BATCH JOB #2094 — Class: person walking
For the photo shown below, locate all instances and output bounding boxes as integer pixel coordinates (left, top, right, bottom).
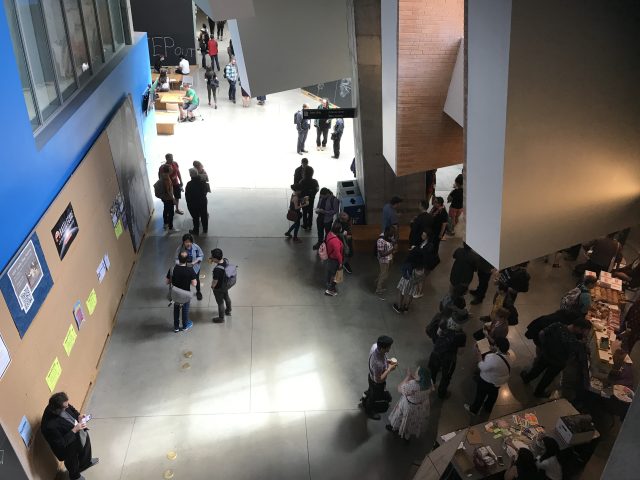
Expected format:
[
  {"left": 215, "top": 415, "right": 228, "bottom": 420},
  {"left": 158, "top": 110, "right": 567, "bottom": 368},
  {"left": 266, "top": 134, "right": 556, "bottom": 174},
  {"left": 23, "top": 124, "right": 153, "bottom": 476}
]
[
  {"left": 428, "top": 308, "right": 467, "bottom": 399},
  {"left": 204, "top": 67, "right": 219, "bottom": 108},
  {"left": 295, "top": 104, "right": 310, "bottom": 154},
  {"left": 297, "top": 166, "right": 319, "bottom": 231},
  {"left": 360, "top": 335, "right": 397, "bottom": 420},
  {"left": 159, "top": 154, "right": 184, "bottom": 214},
  {"left": 293, "top": 157, "right": 309, "bottom": 185},
  {"left": 331, "top": 117, "right": 344, "bottom": 159},
  {"left": 337, "top": 212, "right": 354, "bottom": 274},
  {"left": 216, "top": 20, "right": 226, "bottom": 40},
  {"left": 393, "top": 263, "right": 425, "bottom": 314},
  {"left": 207, "top": 35, "right": 220, "bottom": 71},
  {"left": 324, "top": 222, "right": 344, "bottom": 296},
  {"left": 198, "top": 25, "right": 210, "bottom": 68},
  {"left": 314, "top": 98, "right": 331, "bottom": 150},
  {"left": 313, "top": 188, "right": 340, "bottom": 249},
  {"left": 210, "top": 248, "right": 232, "bottom": 322},
  {"left": 223, "top": 58, "right": 238, "bottom": 103},
  {"left": 42, "top": 392, "right": 99, "bottom": 480},
  {"left": 386, "top": 366, "right": 431, "bottom": 441},
  {"left": 520, "top": 318, "right": 592, "bottom": 397},
  {"left": 375, "top": 226, "right": 395, "bottom": 299},
  {"left": 174, "top": 234, "right": 204, "bottom": 301},
  {"left": 156, "top": 165, "right": 176, "bottom": 231},
  {"left": 284, "top": 184, "right": 308, "bottom": 242},
  {"left": 185, "top": 168, "right": 209, "bottom": 235},
  {"left": 464, "top": 337, "right": 511, "bottom": 416},
  {"left": 166, "top": 251, "right": 197, "bottom": 332}
]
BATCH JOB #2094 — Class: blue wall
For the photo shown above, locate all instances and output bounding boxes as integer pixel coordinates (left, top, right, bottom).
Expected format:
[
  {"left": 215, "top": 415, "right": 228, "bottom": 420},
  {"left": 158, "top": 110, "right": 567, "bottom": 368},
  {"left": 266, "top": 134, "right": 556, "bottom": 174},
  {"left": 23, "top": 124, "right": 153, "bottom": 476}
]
[{"left": 0, "top": 8, "right": 153, "bottom": 271}]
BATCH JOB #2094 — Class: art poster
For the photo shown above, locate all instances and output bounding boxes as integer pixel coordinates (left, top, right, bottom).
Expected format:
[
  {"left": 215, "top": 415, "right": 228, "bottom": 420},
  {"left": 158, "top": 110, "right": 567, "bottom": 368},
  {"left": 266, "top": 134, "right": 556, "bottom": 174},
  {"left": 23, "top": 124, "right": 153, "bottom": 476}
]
[
  {"left": 73, "top": 301, "right": 86, "bottom": 329},
  {"left": 0, "top": 233, "right": 54, "bottom": 338},
  {"left": 0, "top": 332, "right": 10, "bottom": 381},
  {"left": 51, "top": 203, "right": 79, "bottom": 260}
]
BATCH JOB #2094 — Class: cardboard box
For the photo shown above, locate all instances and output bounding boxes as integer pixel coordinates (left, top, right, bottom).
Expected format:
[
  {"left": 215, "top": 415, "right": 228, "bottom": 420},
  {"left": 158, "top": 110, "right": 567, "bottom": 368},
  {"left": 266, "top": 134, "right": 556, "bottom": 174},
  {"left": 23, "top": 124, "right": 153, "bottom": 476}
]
[{"left": 556, "top": 415, "right": 594, "bottom": 445}]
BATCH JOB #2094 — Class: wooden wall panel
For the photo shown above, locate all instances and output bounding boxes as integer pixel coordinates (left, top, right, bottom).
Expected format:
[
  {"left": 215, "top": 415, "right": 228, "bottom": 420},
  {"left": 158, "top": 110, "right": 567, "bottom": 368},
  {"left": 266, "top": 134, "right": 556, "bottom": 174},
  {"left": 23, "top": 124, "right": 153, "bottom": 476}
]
[
  {"left": 0, "top": 133, "right": 138, "bottom": 479},
  {"left": 395, "top": 0, "right": 464, "bottom": 176}
]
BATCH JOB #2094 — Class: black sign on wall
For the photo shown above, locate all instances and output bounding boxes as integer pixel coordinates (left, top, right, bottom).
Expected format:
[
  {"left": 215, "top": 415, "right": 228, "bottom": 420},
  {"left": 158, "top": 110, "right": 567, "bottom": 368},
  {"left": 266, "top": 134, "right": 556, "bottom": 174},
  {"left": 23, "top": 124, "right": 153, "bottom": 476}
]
[
  {"left": 131, "top": 0, "right": 197, "bottom": 66},
  {"left": 51, "top": 203, "right": 79, "bottom": 260}
]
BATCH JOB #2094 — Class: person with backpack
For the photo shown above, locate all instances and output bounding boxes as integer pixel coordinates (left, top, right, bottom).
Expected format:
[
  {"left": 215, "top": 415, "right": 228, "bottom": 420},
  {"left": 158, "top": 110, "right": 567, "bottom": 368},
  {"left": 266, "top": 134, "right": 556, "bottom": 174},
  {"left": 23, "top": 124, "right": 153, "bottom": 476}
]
[
  {"left": 428, "top": 308, "right": 467, "bottom": 399},
  {"left": 155, "top": 165, "right": 176, "bottom": 231},
  {"left": 560, "top": 275, "right": 596, "bottom": 315},
  {"left": 331, "top": 117, "right": 344, "bottom": 159},
  {"left": 525, "top": 309, "right": 580, "bottom": 348},
  {"left": 313, "top": 188, "right": 340, "bottom": 250},
  {"left": 204, "top": 67, "right": 219, "bottom": 108},
  {"left": 359, "top": 335, "right": 397, "bottom": 420},
  {"left": 207, "top": 35, "right": 220, "bottom": 71},
  {"left": 174, "top": 233, "right": 204, "bottom": 300},
  {"left": 166, "top": 251, "right": 197, "bottom": 332},
  {"left": 449, "top": 243, "right": 476, "bottom": 294},
  {"left": 223, "top": 58, "right": 238, "bottom": 103},
  {"left": 337, "top": 212, "right": 354, "bottom": 274},
  {"left": 464, "top": 337, "right": 511, "bottom": 416},
  {"left": 375, "top": 226, "right": 396, "bottom": 299},
  {"left": 324, "top": 222, "right": 344, "bottom": 296},
  {"left": 210, "top": 248, "right": 233, "bottom": 322},
  {"left": 198, "top": 25, "right": 209, "bottom": 68},
  {"left": 498, "top": 262, "right": 531, "bottom": 304},
  {"left": 295, "top": 104, "right": 310, "bottom": 155}
]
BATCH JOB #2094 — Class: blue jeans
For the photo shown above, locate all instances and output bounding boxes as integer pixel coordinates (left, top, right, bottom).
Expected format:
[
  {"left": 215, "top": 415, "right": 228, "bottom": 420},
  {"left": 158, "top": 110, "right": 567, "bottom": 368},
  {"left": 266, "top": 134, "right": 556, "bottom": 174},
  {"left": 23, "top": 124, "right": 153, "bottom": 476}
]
[
  {"left": 286, "top": 213, "right": 301, "bottom": 237},
  {"left": 228, "top": 80, "right": 236, "bottom": 100},
  {"left": 173, "top": 301, "right": 191, "bottom": 330}
]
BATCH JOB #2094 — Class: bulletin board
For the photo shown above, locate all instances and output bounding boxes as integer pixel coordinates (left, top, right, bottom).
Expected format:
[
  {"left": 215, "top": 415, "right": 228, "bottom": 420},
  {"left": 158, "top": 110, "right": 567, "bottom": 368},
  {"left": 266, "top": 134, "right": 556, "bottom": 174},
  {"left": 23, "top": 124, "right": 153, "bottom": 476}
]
[{"left": 0, "top": 132, "right": 142, "bottom": 479}]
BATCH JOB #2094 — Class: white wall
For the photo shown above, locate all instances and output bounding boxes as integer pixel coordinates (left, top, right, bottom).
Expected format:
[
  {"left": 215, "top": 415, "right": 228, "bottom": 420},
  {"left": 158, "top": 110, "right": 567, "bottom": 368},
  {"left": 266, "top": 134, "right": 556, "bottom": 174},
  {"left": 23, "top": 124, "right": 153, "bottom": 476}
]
[
  {"left": 194, "top": 0, "right": 255, "bottom": 20},
  {"left": 443, "top": 39, "right": 464, "bottom": 127},
  {"left": 381, "top": 0, "right": 398, "bottom": 172}
]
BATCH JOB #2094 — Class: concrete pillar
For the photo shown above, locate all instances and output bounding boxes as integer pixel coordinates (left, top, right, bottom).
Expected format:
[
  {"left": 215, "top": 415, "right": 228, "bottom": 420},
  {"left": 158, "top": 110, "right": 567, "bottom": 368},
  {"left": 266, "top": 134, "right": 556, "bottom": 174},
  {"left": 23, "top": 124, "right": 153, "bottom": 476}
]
[{"left": 348, "top": 0, "right": 425, "bottom": 225}]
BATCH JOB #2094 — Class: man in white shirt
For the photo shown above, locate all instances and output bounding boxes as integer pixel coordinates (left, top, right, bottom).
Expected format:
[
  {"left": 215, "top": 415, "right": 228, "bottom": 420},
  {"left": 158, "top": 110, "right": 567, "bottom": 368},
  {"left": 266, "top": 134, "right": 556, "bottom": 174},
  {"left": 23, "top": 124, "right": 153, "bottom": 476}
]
[
  {"left": 465, "top": 337, "right": 510, "bottom": 415},
  {"left": 176, "top": 55, "right": 190, "bottom": 75}
]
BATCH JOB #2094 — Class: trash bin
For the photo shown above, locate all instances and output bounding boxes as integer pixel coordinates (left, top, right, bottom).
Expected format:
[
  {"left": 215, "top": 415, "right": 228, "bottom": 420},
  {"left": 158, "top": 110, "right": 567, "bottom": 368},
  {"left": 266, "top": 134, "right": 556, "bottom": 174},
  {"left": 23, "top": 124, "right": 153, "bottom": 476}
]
[
  {"left": 336, "top": 180, "right": 361, "bottom": 199},
  {"left": 337, "top": 179, "right": 365, "bottom": 224}
]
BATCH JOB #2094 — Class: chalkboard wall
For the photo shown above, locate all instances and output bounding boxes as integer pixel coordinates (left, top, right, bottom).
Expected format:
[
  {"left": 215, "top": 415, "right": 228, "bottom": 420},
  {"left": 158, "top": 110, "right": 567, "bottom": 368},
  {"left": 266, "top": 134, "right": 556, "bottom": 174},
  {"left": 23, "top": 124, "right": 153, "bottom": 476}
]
[
  {"left": 130, "top": 0, "right": 196, "bottom": 66},
  {"left": 302, "top": 78, "right": 353, "bottom": 108}
]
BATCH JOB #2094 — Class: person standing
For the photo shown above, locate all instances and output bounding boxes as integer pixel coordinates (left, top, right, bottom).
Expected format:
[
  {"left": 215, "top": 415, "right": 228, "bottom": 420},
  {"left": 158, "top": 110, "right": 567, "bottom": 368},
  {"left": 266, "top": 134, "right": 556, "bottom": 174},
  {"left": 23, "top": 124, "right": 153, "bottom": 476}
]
[
  {"left": 297, "top": 166, "right": 319, "bottom": 231},
  {"left": 216, "top": 20, "right": 226, "bottom": 40},
  {"left": 324, "top": 222, "right": 344, "bottom": 296},
  {"left": 447, "top": 176, "right": 464, "bottom": 235},
  {"left": 159, "top": 154, "right": 184, "bottom": 215},
  {"left": 386, "top": 367, "right": 431, "bottom": 441},
  {"left": 192, "top": 161, "right": 211, "bottom": 192},
  {"left": 223, "top": 58, "right": 238, "bottom": 103},
  {"left": 465, "top": 337, "right": 511, "bottom": 416},
  {"left": 284, "top": 184, "right": 307, "bottom": 242},
  {"left": 154, "top": 54, "right": 165, "bottom": 73},
  {"left": 185, "top": 168, "right": 209, "bottom": 235},
  {"left": 536, "top": 437, "right": 563, "bottom": 480},
  {"left": 331, "top": 117, "right": 344, "bottom": 159},
  {"left": 409, "top": 200, "right": 433, "bottom": 248},
  {"left": 293, "top": 157, "right": 309, "bottom": 185},
  {"left": 360, "top": 335, "right": 397, "bottom": 420},
  {"left": 313, "top": 188, "right": 340, "bottom": 249},
  {"left": 174, "top": 234, "right": 204, "bottom": 301},
  {"left": 449, "top": 243, "right": 476, "bottom": 293},
  {"left": 207, "top": 35, "right": 220, "bottom": 71},
  {"left": 42, "top": 392, "right": 99, "bottom": 480},
  {"left": 375, "top": 226, "right": 395, "bottom": 299},
  {"left": 314, "top": 98, "right": 332, "bottom": 150},
  {"left": 210, "top": 248, "right": 232, "bottom": 322},
  {"left": 198, "top": 25, "right": 210, "bottom": 68},
  {"left": 469, "top": 250, "right": 495, "bottom": 305},
  {"left": 425, "top": 169, "right": 437, "bottom": 204},
  {"left": 428, "top": 309, "right": 467, "bottom": 399},
  {"left": 295, "top": 104, "right": 310, "bottom": 155},
  {"left": 204, "top": 67, "right": 219, "bottom": 108},
  {"left": 429, "top": 196, "right": 448, "bottom": 252},
  {"left": 382, "top": 196, "right": 402, "bottom": 232},
  {"left": 337, "top": 212, "right": 354, "bottom": 274},
  {"left": 520, "top": 318, "right": 592, "bottom": 397},
  {"left": 156, "top": 165, "right": 175, "bottom": 231},
  {"left": 167, "top": 251, "right": 197, "bottom": 332},
  {"left": 176, "top": 54, "right": 190, "bottom": 75}
]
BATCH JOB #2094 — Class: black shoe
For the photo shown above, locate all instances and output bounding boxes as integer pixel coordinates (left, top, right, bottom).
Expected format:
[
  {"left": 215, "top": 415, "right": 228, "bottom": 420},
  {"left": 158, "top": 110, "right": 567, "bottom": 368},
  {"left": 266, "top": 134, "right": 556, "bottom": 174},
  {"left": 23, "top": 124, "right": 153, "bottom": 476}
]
[
  {"left": 189, "top": 229, "right": 199, "bottom": 235},
  {"left": 302, "top": 150, "right": 309, "bottom": 153},
  {"left": 196, "top": 291, "right": 203, "bottom": 301},
  {"left": 520, "top": 371, "right": 530, "bottom": 384},
  {"left": 392, "top": 303, "right": 402, "bottom": 314},
  {"left": 297, "top": 152, "right": 303, "bottom": 155},
  {"left": 284, "top": 232, "right": 292, "bottom": 238},
  {"left": 331, "top": 156, "right": 339, "bottom": 159},
  {"left": 225, "top": 310, "right": 232, "bottom": 316},
  {"left": 212, "top": 317, "right": 224, "bottom": 323},
  {"left": 312, "top": 243, "right": 321, "bottom": 250},
  {"left": 367, "top": 412, "right": 381, "bottom": 420},
  {"left": 385, "top": 424, "right": 394, "bottom": 433},
  {"left": 343, "top": 264, "right": 353, "bottom": 274}
]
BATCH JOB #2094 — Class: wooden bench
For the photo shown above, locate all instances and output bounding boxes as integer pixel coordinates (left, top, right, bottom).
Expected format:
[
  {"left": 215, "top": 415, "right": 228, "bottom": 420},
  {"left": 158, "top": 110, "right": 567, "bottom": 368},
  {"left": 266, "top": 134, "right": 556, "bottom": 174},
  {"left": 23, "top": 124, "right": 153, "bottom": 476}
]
[
  {"left": 155, "top": 111, "right": 177, "bottom": 135},
  {"left": 351, "top": 224, "right": 411, "bottom": 251}
]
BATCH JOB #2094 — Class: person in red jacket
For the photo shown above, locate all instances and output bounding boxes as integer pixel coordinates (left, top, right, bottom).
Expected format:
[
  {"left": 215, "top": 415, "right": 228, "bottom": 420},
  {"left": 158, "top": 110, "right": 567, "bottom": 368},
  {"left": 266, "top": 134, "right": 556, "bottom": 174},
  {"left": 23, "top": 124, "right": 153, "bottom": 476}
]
[
  {"left": 325, "top": 222, "right": 344, "bottom": 296},
  {"left": 208, "top": 37, "right": 220, "bottom": 71}
]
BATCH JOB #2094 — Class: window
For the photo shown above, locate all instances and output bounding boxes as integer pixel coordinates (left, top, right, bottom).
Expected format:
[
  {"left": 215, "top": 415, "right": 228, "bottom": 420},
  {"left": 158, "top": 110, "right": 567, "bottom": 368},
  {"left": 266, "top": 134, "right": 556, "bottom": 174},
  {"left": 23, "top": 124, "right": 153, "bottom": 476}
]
[{"left": 5, "top": 0, "right": 129, "bottom": 134}]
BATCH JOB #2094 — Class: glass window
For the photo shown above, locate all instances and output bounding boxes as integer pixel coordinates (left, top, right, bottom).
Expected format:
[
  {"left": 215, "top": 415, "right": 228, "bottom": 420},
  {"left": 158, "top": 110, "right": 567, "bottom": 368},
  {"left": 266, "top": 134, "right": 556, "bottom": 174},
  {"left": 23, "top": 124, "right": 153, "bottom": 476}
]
[
  {"left": 42, "top": 0, "right": 77, "bottom": 100},
  {"left": 80, "top": 0, "right": 103, "bottom": 68},
  {"left": 96, "top": 0, "right": 114, "bottom": 59},
  {"left": 15, "top": 0, "right": 61, "bottom": 121},
  {"left": 62, "top": 0, "right": 91, "bottom": 84},
  {"left": 108, "top": 0, "right": 124, "bottom": 47},
  {"left": 3, "top": 0, "right": 39, "bottom": 130}
]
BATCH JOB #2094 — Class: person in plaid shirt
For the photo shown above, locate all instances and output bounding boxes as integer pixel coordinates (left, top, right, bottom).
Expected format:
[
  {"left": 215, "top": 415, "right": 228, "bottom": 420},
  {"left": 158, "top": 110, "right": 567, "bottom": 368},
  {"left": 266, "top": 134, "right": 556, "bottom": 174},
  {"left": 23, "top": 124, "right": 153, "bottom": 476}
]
[{"left": 224, "top": 58, "right": 238, "bottom": 103}]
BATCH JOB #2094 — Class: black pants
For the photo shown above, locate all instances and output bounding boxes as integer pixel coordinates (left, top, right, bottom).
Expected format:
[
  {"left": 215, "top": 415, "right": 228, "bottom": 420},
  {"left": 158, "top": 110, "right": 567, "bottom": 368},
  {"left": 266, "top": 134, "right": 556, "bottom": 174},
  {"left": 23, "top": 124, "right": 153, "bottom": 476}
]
[
  {"left": 228, "top": 80, "right": 236, "bottom": 101},
  {"left": 522, "top": 354, "right": 564, "bottom": 396},
  {"left": 364, "top": 377, "right": 387, "bottom": 414},
  {"left": 428, "top": 352, "right": 456, "bottom": 398},
  {"left": 64, "top": 434, "right": 92, "bottom": 480},
  {"left": 206, "top": 85, "right": 217, "bottom": 105},
  {"left": 302, "top": 201, "right": 314, "bottom": 229},
  {"left": 333, "top": 136, "right": 341, "bottom": 158},
  {"left": 213, "top": 289, "right": 231, "bottom": 319},
  {"left": 191, "top": 208, "right": 208, "bottom": 234},
  {"left": 162, "top": 200, "right": 174, "bottom": 228},
  {"left": 474, "top": 269, "right": 491, "bottom": 301},
  {"left": 217, "top": 23, "right": 224, "bottom": 38},
  {"left": 469, "top": 377, "right": 500, "bottom": 414},
  {"left": 316, "top": 217, "right": 330, "bottom": 244},
  {"left": 201, "top": 49, "right": 207, "bottom": 68},
  {"left": 316, "top": 126, "right": 330, "bottom": 147}
]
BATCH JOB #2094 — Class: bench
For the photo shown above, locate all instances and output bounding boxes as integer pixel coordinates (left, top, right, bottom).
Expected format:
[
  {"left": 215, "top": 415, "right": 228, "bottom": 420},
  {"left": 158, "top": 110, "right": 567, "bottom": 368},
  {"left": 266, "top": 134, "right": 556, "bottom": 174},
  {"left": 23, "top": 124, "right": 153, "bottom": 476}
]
[
  {"left": 351, "top": 224, "right": 411, "bottom": 251},
  {"left": 155, "top": 111, "right": 177, "bottom": 135}
]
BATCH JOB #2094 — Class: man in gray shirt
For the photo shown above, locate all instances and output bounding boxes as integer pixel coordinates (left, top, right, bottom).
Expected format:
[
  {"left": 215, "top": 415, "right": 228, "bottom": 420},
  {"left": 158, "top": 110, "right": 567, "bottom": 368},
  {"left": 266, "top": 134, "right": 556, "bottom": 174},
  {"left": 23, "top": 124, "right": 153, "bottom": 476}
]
[{"left": 360, "top": 335, "right": 397, "bottom": 420}]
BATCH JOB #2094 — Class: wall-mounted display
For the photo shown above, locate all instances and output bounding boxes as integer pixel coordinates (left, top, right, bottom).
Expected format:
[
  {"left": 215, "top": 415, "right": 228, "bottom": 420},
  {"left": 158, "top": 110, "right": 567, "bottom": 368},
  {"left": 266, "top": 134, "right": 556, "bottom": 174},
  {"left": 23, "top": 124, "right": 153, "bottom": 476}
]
[
  {"left": 51, "top": 203, "right": 79, "bottom": 260},
  {"left": 0, "top": 233, "right": 54, "bottom": 338},
  {"left": 0, "top": 332, "right": 10, "bottom": 380}
]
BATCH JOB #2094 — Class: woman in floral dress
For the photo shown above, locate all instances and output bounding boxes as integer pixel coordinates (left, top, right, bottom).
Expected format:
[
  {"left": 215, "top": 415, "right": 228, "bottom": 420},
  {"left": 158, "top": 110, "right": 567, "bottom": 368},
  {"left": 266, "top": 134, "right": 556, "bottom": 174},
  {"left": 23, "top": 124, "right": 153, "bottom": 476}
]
[{"left": 386, "top": 366, "right": 431, "bottom": 441}]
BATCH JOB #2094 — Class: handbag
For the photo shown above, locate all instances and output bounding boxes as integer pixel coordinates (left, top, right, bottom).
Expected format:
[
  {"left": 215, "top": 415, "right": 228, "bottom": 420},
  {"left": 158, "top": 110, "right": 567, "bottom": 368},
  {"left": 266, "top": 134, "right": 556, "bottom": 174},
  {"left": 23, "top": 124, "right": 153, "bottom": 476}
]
[
  {"left": 334, "top": 268, "right": 344, "bottom": 284},
  {"left": 286, "top": 209, "right": 299, "bottom": 222}
]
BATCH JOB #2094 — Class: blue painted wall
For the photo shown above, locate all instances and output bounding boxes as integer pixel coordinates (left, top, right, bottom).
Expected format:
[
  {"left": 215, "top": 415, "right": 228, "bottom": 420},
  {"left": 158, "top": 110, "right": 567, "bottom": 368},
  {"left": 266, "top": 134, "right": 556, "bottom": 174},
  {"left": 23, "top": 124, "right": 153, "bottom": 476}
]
[{"left": 0, "top": 7, "right": 153, "bottom": 271}]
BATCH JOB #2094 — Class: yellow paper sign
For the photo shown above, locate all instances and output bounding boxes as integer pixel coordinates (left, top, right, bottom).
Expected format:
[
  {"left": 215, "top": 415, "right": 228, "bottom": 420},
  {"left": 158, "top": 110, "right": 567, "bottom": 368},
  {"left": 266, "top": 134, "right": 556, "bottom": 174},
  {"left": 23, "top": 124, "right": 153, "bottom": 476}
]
[
  {"left": 63, "top": 324, "right": 77, "bottom": 356},
  {"left": 45, "top": 357, "right": 62, "bottom": 392},
  {"left": 86, "top": 289, "right": 97, "bottom": 315},
  {"left": 114, "top": 220, "right": 123, "bottom": 239}
]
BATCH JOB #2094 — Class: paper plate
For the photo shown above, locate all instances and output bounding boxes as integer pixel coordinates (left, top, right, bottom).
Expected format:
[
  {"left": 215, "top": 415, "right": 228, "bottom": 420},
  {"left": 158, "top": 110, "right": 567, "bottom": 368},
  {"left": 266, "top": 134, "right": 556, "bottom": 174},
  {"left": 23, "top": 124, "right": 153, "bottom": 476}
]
[{"left": 613, "top": 384, "right": 634, "bottom": 403}]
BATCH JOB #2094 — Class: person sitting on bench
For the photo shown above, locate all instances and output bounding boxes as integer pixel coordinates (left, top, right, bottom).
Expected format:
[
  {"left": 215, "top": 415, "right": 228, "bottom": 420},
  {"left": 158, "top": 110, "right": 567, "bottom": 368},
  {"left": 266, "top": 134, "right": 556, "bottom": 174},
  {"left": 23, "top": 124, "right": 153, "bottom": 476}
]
[
  {"left": 178, "top": 82, "right": 199, "bottom": 122},
  {"left": 175, "top": 55, "right": 190, "bottom": 75},
  {"left": 156, "top": 69, "right": 170, "bottom": 92},
  {"left": 154, "top": 54, "right": 165, "bottom": 73}
]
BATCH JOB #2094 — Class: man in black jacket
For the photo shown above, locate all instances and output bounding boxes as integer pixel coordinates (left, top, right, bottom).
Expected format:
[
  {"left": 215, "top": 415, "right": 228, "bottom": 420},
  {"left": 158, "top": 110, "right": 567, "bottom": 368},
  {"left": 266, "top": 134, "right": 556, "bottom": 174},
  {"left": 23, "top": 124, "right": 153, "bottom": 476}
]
[
  {"left": 41, "top": 392, "right": 98, "bottom": 480},
  {"left": 296, "top": 166, "right": 319, "bottom": 230},
  {"left": 293, "top": 157, "right": 309, "bottom": 185},
  {"left": 185, "top": 168, "right": 209, "bottom": 235},
  {"left": 428, "top": 309, "right": 467, "bottom": 399}
]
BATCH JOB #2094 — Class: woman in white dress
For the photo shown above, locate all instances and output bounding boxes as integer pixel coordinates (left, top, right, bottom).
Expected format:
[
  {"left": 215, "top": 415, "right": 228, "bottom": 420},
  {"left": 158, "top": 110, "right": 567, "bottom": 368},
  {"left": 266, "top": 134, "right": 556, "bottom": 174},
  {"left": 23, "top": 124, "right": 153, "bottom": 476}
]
[{"left": 386, "top": 366, "right": 431, "bottom": 441}]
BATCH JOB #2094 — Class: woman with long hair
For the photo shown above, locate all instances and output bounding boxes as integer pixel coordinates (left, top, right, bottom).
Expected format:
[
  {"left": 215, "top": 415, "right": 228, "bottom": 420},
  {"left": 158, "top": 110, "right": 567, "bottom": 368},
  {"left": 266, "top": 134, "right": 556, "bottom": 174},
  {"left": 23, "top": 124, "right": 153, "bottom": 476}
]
[
  {"left": 385, "top": 366, "right": 431, "bottom": 442},
  {"left": 284, "top": 184, "right": 307, "bottom": 243}
]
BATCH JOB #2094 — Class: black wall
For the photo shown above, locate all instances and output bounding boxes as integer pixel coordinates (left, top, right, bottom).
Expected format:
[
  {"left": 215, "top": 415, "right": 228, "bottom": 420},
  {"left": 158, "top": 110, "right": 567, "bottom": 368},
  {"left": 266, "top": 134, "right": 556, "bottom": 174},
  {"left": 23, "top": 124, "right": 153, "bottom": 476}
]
[
  {"left": 131, "top": 0, "right": 196, "bottom": 66},
  {"left": 302, "top": 78, "right": 353, "bottom": 108}
]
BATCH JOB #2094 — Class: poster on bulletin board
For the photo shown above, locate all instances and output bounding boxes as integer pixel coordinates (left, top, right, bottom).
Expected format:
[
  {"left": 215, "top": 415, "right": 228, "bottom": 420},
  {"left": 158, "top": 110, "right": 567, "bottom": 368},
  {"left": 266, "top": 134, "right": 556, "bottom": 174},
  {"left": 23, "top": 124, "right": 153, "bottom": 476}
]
[
  {"left": 50, "top": 202, "right": 79, "bottom": 260},
  {"left": 0, "top": 233, "right": 54, "bottom": 338}
]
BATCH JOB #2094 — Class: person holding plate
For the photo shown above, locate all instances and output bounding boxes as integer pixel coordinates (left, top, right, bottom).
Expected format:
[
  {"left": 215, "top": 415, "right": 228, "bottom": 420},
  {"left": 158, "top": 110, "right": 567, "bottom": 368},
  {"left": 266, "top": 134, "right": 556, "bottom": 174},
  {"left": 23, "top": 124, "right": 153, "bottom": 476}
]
[{"left": 360, "top": 335, "right": 397, "bottom": 420}]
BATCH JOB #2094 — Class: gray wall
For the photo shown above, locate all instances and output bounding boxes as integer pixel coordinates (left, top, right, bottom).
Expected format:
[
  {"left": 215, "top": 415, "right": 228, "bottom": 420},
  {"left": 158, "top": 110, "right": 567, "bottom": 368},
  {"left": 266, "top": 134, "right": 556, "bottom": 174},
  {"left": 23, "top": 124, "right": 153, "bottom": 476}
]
[{"left": 380, "top": 0, "right": 398, "bottom": 172}]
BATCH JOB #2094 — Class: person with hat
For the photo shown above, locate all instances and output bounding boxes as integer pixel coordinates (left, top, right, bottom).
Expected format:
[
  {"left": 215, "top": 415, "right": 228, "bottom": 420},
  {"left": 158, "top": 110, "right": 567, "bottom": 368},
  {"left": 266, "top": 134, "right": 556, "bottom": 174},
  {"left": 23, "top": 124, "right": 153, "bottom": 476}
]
[
  {"left": 174, "top": 233, "right": 204, "bottom": 301},
  {"left": 360, "top": 335, "right": 397, "bottom": 420},
  {"left": 464, "top": 337, "right": 511, "bottom": 416},
  {"left": 185, "top": 168, "right": 209, "bottom": 235}
]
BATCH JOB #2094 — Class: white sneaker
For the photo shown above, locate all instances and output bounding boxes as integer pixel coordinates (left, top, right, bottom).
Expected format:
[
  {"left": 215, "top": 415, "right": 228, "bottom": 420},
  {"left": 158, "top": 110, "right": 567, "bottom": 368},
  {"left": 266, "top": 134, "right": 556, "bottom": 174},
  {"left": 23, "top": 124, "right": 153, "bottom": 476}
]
[{"left": 412, "top": 293, "right": 424, "bottom": 299}]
